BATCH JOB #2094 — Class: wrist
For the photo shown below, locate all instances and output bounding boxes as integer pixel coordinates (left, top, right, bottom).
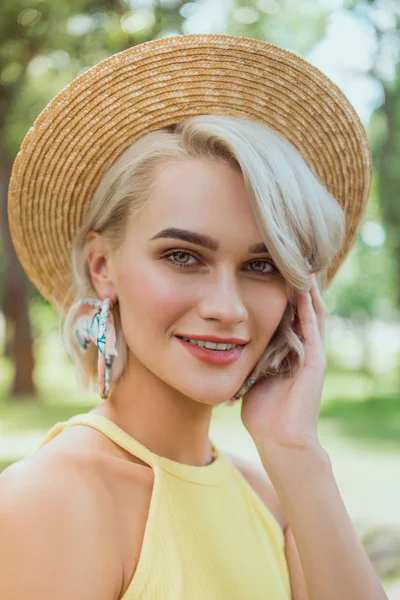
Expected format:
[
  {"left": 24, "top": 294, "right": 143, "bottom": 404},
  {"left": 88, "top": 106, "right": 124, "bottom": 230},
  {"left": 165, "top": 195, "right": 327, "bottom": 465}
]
[{"left": 256, "top": 438, "right": 331, "bottom": 482}]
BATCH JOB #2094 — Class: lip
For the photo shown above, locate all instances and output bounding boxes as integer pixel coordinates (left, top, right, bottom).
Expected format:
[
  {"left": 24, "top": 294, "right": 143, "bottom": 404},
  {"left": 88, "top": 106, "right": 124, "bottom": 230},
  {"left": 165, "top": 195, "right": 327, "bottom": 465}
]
[
  {"left": 175, "top": 336, "right": 247, "bottom": 366},
  {"left": 175, "top": 334, "right": 249, "bottom": 345}
]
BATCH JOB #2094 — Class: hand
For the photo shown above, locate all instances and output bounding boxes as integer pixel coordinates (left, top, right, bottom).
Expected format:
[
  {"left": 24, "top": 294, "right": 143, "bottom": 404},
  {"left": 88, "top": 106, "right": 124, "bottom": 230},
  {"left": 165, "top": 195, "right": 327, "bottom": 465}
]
[{"left": 240, "top": 273, "right": 328, "bottom": 457}]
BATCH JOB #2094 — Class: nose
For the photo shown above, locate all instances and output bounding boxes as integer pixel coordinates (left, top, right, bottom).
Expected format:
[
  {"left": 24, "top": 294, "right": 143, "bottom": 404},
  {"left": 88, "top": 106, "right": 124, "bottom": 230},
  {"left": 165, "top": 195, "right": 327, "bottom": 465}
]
[{"left": 197, "top": 267, "right": 248, "bottom": 325}]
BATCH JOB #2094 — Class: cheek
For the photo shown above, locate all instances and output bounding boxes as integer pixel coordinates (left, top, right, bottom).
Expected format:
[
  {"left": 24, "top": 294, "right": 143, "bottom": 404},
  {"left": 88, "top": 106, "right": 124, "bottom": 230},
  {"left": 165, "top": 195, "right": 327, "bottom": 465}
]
[
  {"left": 255, "top": 285, "right": 288, "bottom": 334},
  {"left": 118, "top": 261, "right": 193, "bottom": 330}
]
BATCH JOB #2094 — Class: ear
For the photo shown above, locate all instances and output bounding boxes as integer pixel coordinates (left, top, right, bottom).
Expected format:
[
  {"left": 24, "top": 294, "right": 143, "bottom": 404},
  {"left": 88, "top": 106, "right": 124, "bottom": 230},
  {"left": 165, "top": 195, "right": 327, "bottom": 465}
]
[{"left": 85, "top": 231, "right": 117, "bottom": 302}]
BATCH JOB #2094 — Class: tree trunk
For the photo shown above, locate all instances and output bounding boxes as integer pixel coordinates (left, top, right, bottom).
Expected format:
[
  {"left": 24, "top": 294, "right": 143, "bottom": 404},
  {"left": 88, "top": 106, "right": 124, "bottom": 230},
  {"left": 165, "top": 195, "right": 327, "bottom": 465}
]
[{"left": 0, "top": 154, "right": 36, "bottom": 399}]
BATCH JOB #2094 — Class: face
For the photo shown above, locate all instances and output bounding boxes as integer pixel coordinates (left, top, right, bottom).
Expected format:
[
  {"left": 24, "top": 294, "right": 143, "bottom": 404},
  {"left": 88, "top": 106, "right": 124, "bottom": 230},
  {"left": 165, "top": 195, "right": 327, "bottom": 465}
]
[{"left": 108, "top": 157, "right": 289, "bottom": 404}]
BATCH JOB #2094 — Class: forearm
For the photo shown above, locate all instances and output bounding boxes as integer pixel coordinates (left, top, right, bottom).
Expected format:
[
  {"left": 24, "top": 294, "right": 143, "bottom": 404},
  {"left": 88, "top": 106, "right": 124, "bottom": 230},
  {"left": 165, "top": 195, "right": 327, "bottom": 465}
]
[{"left": 259, "top": 443, "right": 387, "bottom": 600}]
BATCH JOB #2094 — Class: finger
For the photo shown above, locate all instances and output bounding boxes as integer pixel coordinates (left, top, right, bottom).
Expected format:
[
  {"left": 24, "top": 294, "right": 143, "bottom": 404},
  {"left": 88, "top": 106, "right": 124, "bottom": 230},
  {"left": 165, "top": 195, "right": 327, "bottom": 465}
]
[
  {"left": 310, "top": 274, "right": 325, "bottom": 314},
  {"left": 296, "top": 289, "right": 320, "bottom": 349},
  {"left": 296, "top": 288, "right": 327, "bottom": 372},
  {"left": 309, "top": 275, "right": 327, "bottom": 339}
]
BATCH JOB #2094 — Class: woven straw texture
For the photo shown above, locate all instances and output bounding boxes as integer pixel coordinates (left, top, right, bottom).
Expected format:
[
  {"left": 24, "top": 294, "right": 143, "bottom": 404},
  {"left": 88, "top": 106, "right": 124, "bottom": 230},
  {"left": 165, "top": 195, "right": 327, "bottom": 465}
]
[{"left": 8, "top": 33, "right": 372, "bottom": 315}]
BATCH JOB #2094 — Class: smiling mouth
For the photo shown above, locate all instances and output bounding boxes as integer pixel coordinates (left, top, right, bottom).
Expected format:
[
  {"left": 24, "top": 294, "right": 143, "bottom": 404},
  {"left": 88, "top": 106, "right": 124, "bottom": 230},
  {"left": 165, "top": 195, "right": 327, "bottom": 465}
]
[
  {"left": 174, "top": 335, "right": 249, "bottom": 346},
  {"left": 175, "top": 335, "right": 247, "bottom": 366},
  {"left": 175, "top": 336, "right": 247, "bottom": 349}
]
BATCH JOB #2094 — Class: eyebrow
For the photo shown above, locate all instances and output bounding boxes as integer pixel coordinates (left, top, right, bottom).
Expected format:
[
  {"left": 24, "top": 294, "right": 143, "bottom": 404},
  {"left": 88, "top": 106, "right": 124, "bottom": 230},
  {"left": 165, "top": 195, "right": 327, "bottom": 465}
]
[{"left": 150, "top": 228, "right": 269, "bottom": 254}]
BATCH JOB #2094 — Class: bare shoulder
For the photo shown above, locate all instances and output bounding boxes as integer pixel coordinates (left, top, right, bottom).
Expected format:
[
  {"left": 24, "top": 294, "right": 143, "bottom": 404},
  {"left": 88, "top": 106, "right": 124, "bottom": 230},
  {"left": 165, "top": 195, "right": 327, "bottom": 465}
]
[
  {"left": 28, "top": 424, "right": 155, "bottom": 599},
  {"left": 221, "top": 450, "right": 288, "bottom": 534},
  {"left": 0, "top": 449, "right": 124, "bottom": 600}
]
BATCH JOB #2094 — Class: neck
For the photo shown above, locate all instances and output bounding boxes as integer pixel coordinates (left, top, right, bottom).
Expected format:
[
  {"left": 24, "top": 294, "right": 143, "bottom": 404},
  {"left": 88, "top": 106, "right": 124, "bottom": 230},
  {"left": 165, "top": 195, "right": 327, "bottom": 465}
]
[{"left": 90, "top": 353, "right": 216, "bottom": 467}]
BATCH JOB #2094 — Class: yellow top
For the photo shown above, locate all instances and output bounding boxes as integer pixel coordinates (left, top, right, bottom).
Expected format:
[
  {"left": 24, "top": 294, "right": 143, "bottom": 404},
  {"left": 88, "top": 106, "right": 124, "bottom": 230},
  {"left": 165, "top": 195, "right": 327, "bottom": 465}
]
[{"left": 34, "top": 412, "right": 291, "bottom": 600}]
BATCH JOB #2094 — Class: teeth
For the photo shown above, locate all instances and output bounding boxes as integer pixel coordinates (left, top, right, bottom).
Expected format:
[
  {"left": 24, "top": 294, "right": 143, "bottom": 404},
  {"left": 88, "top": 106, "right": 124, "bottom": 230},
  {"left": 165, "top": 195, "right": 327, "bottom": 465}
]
[{"left": 181, "top": 337, "right": 238, "bottom": 350}]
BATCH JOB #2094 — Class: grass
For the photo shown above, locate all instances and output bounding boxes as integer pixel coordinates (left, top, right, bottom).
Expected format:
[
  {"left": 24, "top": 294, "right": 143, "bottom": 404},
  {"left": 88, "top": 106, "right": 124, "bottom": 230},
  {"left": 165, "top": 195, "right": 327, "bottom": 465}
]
[{"left": 320, "top": 394, "right": 400, "bottom": 451}]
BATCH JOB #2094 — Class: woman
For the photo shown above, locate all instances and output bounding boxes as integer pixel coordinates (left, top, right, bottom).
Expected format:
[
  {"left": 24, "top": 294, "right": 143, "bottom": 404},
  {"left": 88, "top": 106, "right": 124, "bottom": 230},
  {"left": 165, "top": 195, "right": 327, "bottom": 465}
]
[{"left": 2, "top": 34, "right": 386, "bottom": 599}]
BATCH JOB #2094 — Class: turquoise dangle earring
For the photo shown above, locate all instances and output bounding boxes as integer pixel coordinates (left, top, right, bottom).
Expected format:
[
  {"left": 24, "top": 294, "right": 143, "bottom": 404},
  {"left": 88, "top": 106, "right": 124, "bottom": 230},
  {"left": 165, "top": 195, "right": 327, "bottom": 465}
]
[
  {"left": 74, "top": 297, "right": 118, "bottom": 399},
  {"left": 234, "top": 373, "right": 258, "bottom": 399},
  {"left": 226, "top": 371, "right": 258, "bottom": 405}
]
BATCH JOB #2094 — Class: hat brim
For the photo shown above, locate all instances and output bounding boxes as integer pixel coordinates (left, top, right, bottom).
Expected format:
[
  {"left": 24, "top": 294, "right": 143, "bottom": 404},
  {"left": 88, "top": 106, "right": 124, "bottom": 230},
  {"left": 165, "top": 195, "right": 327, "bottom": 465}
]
[{"left": 8, "top": 33, "right": 372, "bottom": 313}]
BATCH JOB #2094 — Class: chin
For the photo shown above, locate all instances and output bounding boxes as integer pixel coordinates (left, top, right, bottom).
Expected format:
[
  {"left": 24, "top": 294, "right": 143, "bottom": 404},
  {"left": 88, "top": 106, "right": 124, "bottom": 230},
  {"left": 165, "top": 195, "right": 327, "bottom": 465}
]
[{"left": 177, "top": 381, "right": 243, "bottom": 406}]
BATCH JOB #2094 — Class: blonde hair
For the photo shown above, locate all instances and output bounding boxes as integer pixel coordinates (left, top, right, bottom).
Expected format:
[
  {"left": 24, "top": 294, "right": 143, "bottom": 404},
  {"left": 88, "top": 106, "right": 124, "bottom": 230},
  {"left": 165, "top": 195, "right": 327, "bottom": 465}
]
[{"left": 61, "top": 114, "right": 345, "bottom": 399}]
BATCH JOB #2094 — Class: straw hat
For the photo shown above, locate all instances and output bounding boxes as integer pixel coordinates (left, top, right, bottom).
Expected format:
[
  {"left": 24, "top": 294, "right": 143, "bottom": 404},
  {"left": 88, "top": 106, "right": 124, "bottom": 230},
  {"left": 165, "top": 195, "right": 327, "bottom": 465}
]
[{"left": 8, "top": 33, "right": 372, "bottom": 314}]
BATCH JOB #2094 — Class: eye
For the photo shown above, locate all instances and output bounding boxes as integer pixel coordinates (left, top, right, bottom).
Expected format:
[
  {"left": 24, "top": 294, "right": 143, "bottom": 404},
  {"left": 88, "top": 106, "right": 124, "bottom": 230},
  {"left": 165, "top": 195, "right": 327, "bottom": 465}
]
[
  {"left": 162, "top": 250, "right": 200, "bottom": 268},
  {"left": 161, "top": 250, "right": 280, "bottom": 275},
  {"left": 247, "top": 259, "right": 279, "bottom": 275}
]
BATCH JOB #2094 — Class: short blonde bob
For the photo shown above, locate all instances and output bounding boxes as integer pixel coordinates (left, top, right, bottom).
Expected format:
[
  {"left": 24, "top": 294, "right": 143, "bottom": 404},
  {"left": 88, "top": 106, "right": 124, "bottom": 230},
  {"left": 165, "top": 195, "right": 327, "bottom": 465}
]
[{"left": 61, "top": 114, "right": 345, "bottom": 401}]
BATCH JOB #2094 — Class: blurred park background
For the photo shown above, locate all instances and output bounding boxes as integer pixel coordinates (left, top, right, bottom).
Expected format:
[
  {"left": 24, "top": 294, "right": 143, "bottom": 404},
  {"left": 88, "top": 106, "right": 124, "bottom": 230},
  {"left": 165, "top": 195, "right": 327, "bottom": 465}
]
[{"left": 0, "top": 0, "right": 399, "bottom": 596}]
